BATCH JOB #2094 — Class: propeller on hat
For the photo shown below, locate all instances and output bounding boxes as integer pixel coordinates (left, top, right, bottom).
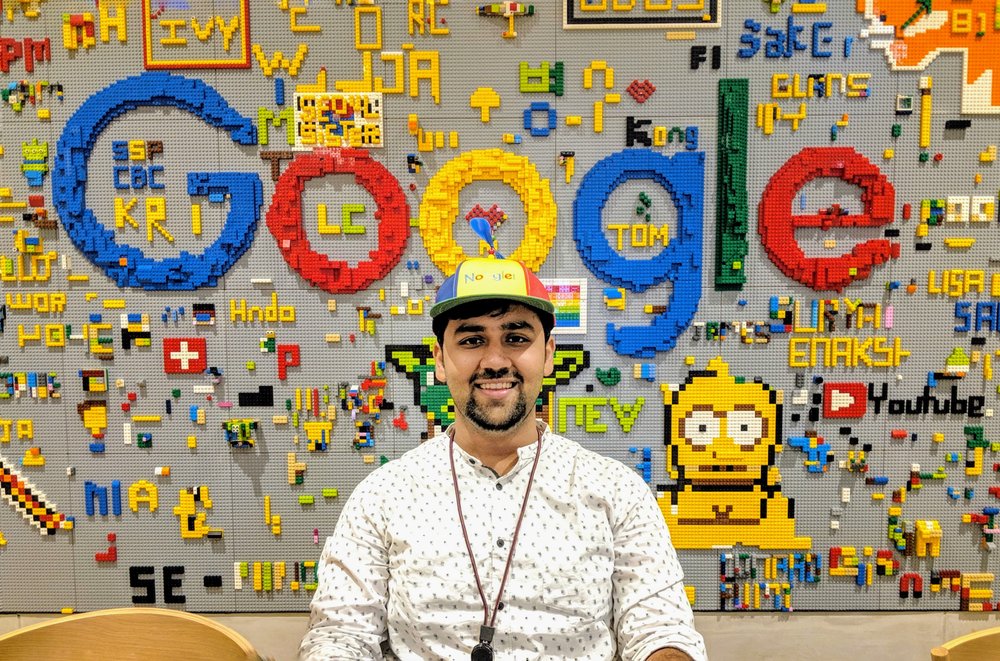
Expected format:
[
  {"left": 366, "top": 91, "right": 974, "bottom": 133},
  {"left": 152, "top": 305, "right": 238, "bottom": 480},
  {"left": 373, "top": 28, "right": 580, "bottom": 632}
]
[{"left": 468, "top": 216, "right": 505, "bottom": 260}]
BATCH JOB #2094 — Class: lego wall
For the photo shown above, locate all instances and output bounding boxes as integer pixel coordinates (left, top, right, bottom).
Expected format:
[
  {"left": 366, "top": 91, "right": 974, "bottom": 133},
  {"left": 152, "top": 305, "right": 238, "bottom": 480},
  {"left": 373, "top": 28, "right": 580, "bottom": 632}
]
[{"left": 1, "top": 0, "right": 1000, "bottom": 614}]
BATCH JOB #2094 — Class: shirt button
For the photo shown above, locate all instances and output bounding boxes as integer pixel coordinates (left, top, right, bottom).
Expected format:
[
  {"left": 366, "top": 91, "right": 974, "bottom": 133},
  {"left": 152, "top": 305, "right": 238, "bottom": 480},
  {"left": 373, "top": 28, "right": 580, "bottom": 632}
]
[
  {"left": 497, "top": 602, "right": 505, "bottom": 611},
  {"left": 497, "top": 539, "right": 505, "bottom": 548},
  {"left": 469, "top": 458, "right": 476, "bottom": 465},
  {"left": 495, "top": 483, "right": 503, "bottom": 491}
]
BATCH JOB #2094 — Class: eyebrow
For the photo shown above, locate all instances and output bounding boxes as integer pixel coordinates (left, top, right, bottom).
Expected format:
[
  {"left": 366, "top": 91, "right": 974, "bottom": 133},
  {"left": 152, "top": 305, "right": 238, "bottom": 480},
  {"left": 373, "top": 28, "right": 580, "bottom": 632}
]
[{"left": 453, "top": 319, "right": 535, "bottom": 334}]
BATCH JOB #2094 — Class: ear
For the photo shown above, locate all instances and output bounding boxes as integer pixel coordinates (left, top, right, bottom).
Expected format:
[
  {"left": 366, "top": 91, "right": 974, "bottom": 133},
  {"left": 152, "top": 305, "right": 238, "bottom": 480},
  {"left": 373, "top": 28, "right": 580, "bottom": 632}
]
[
  {"left": 543, "top": 335, "right": 556, "bottom": 377},
  {"left": 433, "top": 341, "right": 447, "bottom": 383}
]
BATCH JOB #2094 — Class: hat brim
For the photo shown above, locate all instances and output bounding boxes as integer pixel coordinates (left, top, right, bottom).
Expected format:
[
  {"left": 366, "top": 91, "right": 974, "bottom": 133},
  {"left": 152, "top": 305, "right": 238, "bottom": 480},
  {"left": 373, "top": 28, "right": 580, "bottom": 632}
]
[{"left": 430, "top": 294, "right": 555, "bottom": 319}]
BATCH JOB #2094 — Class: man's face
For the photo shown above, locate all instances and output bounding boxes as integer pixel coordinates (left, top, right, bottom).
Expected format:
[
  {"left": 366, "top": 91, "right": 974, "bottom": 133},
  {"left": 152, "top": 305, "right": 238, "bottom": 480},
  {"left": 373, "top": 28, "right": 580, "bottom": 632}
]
[{"left": 433, "top": 304, "right": 555, "bottom": 436}]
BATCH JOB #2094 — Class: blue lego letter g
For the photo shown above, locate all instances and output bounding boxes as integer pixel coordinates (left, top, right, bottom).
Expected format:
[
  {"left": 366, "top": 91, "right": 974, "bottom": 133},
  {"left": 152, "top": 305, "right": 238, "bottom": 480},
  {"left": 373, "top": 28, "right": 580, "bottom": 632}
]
[
  {"left": 573, "top": 149, "right": 704, "bottom": 358},
  {"left": 53, "top": 72, "right": 262, "bottom": 290}
]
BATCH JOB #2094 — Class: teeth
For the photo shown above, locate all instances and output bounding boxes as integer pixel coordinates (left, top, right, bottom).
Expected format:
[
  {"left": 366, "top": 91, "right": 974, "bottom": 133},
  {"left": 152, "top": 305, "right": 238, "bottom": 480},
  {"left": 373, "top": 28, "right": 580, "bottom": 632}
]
[{"left": 478, "top": 382, "right": 514, "bottom": 390}]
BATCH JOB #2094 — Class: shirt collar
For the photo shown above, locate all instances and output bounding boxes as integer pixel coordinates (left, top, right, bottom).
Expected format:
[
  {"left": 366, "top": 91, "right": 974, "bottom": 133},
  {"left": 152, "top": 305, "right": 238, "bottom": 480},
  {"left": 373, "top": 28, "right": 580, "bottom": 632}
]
[{"left": 445, "top": 420, "right": 551, "bottom": 475}]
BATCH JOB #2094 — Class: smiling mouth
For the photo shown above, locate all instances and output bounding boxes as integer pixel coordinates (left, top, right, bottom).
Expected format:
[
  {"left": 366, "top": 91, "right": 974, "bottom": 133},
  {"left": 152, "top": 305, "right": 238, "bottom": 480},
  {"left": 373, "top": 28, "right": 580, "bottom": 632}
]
[
  {"left": 696, "top": 465, "right": 748, "bottom": 472},
  {"left": 476, "top": 381, "right": 518, "bottom": 391}
]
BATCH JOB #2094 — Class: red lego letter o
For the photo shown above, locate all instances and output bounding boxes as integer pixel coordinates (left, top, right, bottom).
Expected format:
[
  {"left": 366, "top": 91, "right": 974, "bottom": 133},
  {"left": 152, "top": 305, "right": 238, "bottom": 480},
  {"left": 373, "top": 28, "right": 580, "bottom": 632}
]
[{"left": 266, "top": 148, "right": 409, "bottom": 293}]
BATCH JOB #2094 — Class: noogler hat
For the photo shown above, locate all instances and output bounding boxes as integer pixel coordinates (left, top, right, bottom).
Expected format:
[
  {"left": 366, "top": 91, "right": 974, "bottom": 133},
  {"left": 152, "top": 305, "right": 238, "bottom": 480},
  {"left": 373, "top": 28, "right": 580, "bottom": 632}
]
[{"left": 430, "top": 257, "right": 554, "bottom": 319}]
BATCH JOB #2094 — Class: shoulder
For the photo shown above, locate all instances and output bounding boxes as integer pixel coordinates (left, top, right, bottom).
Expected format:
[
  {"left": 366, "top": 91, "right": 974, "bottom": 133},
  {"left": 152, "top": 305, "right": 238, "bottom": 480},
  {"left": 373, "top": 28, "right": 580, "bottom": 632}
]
[
  {"left": 545, "top": 431, "right": 651, "bottom": 497},
  {"left": 349, "top": 434, "right": 449, "bottom": 497}
]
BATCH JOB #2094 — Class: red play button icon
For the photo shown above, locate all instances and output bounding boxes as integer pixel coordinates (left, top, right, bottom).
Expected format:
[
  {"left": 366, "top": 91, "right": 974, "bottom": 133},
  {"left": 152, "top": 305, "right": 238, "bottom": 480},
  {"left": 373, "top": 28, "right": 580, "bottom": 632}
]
[{"left": 823, "top": 382, "right": 867, "bottom": 418}]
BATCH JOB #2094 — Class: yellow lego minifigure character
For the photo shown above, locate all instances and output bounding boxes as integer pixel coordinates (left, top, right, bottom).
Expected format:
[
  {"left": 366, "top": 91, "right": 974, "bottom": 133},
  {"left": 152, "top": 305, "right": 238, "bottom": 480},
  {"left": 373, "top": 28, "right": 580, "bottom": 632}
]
[{"left": 658, "top": 357, "right": 810, "bottom": 549}]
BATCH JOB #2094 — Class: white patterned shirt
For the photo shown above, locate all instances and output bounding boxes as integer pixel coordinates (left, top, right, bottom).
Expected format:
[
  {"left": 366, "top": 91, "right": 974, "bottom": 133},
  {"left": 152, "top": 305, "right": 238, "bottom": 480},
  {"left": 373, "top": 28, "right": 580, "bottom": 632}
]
[{"left": 300, "top": 423, "right": 706, "bottom": 661}]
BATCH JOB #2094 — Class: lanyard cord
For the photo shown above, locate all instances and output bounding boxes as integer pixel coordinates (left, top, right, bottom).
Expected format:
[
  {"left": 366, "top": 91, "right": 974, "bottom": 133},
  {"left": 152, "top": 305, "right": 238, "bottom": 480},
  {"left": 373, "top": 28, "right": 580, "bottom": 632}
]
[{"left": 449, "top": 428, "right": 543, "bottom": 639}]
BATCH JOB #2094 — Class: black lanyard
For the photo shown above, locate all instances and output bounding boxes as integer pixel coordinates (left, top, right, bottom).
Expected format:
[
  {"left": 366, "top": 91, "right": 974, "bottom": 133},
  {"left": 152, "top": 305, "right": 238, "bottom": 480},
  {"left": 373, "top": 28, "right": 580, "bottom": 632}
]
[{"left": 449, "top": 428, "right": 543, "bottom": 660}]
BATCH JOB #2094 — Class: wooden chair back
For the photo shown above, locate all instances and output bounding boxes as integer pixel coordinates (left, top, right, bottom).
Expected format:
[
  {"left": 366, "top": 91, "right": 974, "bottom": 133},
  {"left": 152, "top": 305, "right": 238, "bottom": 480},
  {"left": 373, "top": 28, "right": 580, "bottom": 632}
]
[
  {"left": 0, "top": 608, "right": 263, "bottom": 661},
  {"left": 931, "top": 625, "right": 1000, "bottom": 661}
]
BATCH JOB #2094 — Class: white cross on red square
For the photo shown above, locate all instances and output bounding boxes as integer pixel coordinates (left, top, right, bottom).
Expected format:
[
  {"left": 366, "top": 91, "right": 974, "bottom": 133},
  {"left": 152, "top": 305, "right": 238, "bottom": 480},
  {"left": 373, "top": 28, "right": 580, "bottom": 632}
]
[{"left": 163, "top": 337, "right": 208, "bottom": 374}]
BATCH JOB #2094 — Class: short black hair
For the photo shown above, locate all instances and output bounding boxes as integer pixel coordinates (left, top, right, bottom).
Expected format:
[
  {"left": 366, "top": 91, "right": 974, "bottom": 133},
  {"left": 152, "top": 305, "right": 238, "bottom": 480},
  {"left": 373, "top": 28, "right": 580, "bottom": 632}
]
[{"left": 432, "top": 299, "right": 555, "bottom": 344}]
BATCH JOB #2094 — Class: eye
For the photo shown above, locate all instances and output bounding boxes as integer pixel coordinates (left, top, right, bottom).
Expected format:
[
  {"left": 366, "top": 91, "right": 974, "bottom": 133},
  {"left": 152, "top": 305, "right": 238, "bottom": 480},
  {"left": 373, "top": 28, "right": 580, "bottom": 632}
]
[
  {"left": 458, "top": 336, "right": 484, "bottom": 347},
  {"left": 727, "top": 410, "right": 762, "bottom": 446},
  {"left": 683, "top": 410, "right": 719, "bottom": 446}
]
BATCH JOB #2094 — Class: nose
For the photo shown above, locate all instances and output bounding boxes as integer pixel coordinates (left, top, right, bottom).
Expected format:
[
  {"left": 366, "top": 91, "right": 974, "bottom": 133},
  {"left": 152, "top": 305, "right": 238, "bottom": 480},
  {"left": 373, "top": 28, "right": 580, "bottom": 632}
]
[
  {"left": 709, "top": 421, "right": 742, "bottom": 460},
  {"left": 479, "top": 342, "right": 513, "bottom": 372}
]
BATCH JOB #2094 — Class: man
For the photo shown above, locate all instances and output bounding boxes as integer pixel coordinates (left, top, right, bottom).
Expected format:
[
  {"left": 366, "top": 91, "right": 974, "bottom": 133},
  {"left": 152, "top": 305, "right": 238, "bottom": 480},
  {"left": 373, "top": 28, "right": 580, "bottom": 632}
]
[{"left": 301, "top": 257, "right": 706, "bottom": 660}]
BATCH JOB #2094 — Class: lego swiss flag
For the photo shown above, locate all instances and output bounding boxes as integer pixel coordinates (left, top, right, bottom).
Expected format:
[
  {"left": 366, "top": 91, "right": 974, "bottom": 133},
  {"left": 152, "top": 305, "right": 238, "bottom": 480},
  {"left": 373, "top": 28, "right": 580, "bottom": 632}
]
[
  {"left": 823, "top": 382, "right": 867, "bottom": 418},
  {"left": 163, "top": 338, "right": 208, "bottom": 374}
]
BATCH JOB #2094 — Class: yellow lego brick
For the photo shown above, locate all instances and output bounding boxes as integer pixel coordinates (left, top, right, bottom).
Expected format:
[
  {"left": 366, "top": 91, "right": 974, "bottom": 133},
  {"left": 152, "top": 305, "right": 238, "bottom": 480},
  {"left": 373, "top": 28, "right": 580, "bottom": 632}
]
[
  {"left": 102, "top": 299, "right": 126, "bottom": 309},
  {"left": 944, "top": 237, "right": 976, "bottom": 248},
  {"left": 565, "top": 115, "right": 582, "bottom": 126},
  {"left": 792, "top": 2, "right": 827, "bottom": 12}
]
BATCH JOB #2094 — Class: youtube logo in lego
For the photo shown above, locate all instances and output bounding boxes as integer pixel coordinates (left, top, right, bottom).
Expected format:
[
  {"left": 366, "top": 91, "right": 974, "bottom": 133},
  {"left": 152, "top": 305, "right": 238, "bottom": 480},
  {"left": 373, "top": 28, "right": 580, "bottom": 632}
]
[{"left": 823, "top": 382, "right": 867, "bottom": 418}]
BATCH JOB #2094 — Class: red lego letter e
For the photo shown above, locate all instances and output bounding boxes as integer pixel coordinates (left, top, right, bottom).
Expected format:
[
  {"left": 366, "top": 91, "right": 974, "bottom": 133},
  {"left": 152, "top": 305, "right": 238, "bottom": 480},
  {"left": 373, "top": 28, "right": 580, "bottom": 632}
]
[{"left": 758, "top": 147, "right": 898, "bottom": 291}]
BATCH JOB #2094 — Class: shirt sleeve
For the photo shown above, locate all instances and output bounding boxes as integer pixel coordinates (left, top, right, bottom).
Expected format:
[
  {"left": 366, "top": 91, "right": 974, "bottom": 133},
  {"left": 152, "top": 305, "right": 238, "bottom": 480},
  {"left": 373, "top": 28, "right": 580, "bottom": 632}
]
[
  {"left": 299, "top": 471, "right": 391, "bottom": 660},
  {"left": 611, "top": 469, "right": 707, "bottom": 661}
]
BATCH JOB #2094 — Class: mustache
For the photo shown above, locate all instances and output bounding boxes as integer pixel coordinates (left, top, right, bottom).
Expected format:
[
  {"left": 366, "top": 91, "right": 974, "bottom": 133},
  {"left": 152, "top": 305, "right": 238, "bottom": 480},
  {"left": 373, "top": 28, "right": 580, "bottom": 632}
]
[{"left": 469, "top": 367, "right": 524, "bottom": 385}]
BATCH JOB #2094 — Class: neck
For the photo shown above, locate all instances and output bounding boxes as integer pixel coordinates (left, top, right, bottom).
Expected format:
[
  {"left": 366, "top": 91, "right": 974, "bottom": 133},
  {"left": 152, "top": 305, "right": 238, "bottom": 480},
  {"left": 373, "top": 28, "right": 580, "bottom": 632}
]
[{"left": 450, "top": 418, "right": 540, "bottom": 476}]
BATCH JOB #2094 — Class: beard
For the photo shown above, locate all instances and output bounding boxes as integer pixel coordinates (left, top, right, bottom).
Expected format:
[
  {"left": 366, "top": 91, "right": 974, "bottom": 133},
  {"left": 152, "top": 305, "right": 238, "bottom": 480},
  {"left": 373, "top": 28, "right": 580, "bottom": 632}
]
[{"left": 463, "top": 368, "right": 530, "bottom": 432}]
